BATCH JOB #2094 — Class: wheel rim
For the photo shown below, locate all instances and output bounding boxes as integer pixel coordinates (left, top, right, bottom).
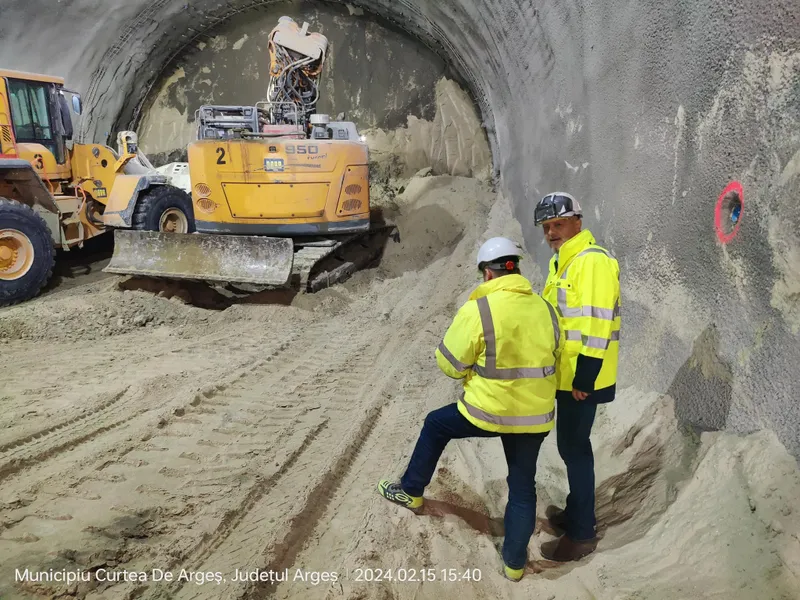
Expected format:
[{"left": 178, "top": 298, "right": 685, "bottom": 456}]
[
  {"left": 0, "top": 229, "right": 35, "bottom": 281},
  {"left": 159, "top": 208, "right": 189, "bottom": 233}
]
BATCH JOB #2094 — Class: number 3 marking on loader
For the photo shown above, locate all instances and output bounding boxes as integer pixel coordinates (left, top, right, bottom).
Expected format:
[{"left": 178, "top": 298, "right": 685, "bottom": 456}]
[
  {"left": 216, "top": 147, "right": 227, "bottom": 165},
  {"left": 34, "top": 154, "right": 44, "bottom": 169}
]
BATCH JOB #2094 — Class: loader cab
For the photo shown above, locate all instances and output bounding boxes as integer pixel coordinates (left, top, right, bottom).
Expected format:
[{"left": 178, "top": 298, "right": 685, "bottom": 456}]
[{"left": 0, "top": 70, "right": 80, "bottom": 167}]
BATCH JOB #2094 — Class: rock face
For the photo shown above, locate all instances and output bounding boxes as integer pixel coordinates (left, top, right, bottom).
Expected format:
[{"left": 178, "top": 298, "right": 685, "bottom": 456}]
[
  {"left": 132, "top": 1, "right": 453, "bottom": 165},
  {"left": 0, "top": 0, "right": 798, "bottom": 460},
  {"left": 363, "top": 78, "right": 493, "bottom": 181}
]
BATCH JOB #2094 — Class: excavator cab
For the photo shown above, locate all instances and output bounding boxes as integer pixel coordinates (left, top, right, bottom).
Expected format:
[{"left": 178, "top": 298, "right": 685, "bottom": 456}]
[{"left": 104, "top": 16, "right": 398, "bottom": 293}]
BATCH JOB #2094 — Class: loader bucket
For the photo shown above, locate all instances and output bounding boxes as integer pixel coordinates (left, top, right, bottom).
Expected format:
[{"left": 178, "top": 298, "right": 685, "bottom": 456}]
[{"left": 104, "top": 229, "right": 295, "bottom": 286}]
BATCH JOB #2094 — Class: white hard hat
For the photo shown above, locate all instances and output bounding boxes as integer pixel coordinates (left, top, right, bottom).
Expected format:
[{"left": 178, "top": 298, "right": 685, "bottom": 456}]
[{"left": 476, "top": 237, "right": 523, "bottom": 268}]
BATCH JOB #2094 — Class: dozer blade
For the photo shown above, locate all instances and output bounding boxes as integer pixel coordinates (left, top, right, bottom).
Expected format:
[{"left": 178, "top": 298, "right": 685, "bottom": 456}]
[{"left": 104, "top": 229, "right": 295, "bottom": 286}]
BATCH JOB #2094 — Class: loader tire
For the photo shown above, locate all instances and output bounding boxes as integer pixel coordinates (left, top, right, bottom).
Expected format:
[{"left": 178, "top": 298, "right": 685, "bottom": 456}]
[
  {"left": 0, "top": 197, "right": 56, "bottom": 308},
  {"left": 132, "top": 185, "right": 196, "bottom": 234}
]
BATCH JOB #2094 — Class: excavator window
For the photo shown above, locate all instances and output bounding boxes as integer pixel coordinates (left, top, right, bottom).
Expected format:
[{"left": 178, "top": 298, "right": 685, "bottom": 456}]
[{"left": 7, "top": 78, "right": 56, "bottom": 155}]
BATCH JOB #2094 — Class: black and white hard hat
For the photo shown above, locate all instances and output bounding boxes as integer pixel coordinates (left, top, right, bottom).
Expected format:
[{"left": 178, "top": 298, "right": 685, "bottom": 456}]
[{"left": 534, "top": 192, "right": 583, "bottom": 226}]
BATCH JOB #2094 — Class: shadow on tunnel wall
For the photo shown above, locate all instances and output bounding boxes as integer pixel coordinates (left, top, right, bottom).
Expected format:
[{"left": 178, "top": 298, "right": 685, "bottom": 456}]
[
  {"left": 430, "top": 389, "right": 706, "bottom": 577},
  {"left": 666, "top": 322, "right": 733, "bottom": 435},
  {"left": 577, "top": 324, "right": 732, "bottom": 550}
]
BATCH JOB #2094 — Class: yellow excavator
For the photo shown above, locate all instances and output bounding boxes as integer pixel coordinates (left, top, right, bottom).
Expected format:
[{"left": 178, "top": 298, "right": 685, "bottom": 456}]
[
  {"left": 0, "top": 69, "right": 192, "bottom": 307},
  {"left": 104, "top": 16, "right": 397, "bottom": 292}
]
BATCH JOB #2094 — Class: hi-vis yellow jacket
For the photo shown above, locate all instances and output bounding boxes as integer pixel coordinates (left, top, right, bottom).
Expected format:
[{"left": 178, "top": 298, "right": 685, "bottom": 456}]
[
  {"left": 435, "top": 273, "right": 564, "bottom": 434},
  {"left": 541, "top": 229, "right": 620, "bottom": 395}
]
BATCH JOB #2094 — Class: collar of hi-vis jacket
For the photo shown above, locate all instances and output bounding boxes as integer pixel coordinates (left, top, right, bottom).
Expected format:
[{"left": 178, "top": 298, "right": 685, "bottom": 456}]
[
  {"left": 468, "top": 273, "right": 533, "bottom": 301},
  {"left": 550, "top": 229, "right": 597, "bottom": 276}
]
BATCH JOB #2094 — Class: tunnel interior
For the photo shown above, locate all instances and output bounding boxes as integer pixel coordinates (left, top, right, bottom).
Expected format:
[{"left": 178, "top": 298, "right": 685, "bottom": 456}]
[
  {"left": 0, "top": 0, "right": 799, "bottom": 597},
  {"left": 1, "top": 0, "right": 797, "bottom": 459}
]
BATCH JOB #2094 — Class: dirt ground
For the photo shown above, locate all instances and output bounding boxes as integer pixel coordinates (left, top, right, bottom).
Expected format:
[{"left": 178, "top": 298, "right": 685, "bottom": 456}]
[{"left": 1, "top": 170, "right": 799, "bottom": 599}]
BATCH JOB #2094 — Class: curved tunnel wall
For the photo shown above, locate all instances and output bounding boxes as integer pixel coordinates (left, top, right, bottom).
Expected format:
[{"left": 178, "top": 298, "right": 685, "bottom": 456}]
[{"left": 0, "top": 0, "right": 798, "bottom": 460}]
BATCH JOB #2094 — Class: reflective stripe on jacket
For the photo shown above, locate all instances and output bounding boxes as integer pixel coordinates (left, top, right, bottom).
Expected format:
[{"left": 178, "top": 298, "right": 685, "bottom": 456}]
[
  {"left": 435, "top": 273, "right": 563, "bottom": 433},
  {"left": 541, "top": 229, "right": 620, "bottom": 392}
]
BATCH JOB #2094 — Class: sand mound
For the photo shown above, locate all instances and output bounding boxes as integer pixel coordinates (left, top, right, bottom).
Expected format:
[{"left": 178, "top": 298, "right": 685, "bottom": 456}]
[
  {"left": 0, "top": 280, "right": 213, "bottom": 342},
  {"left": 364, "top": 77, "right": 494, "bottom": 212},
  {"left": 374, "top": 175, "right": 495, "bottom": 278}
]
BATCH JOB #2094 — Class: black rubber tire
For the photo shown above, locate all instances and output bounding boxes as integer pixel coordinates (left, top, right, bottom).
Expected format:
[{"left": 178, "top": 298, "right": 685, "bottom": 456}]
[
  {"left": 0, "top": 197, "right": 56, "bottom": 308},
  {"left": 131, "top": 185, "right": 196, "bottom": 233}
]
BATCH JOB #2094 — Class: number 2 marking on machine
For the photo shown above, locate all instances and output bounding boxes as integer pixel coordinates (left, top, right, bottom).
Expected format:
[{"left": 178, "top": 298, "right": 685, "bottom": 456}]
[{"left": 216, "top": 147, "right": 227, "bottom": 164}]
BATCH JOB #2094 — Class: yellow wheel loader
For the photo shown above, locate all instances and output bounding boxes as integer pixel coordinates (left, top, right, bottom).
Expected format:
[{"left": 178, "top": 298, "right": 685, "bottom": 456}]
[
  {"left": 0, "top": 69, "right": 193, "bottom": 307},
  {"left": 104, "top": 17, "right": 398, "bottom": 293}
]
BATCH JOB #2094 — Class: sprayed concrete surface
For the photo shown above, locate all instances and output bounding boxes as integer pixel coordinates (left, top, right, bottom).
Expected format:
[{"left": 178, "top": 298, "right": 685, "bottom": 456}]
[{"left": 0, "top": 0, "right": 799, "bottom": 598}]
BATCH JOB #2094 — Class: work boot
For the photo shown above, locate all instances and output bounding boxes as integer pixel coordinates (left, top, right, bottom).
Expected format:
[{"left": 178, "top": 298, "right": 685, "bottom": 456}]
[
  {"left": 540, "top": 535, "right": 598, "bottom": 562},
  {"left": 541, "top": 505, "right": 568, "bottom": 535},
  {"left": 377, "top": 479, "right": 423, "bottom": 514},
  {"left": 502, "top": 564, "right": 524, "bottom": 582}
]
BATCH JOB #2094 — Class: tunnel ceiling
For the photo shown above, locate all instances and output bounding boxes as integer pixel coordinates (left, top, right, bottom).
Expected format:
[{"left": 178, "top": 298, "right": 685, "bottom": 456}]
[{"left": 1, "top": 0, "right": 799, "bottom": 461}]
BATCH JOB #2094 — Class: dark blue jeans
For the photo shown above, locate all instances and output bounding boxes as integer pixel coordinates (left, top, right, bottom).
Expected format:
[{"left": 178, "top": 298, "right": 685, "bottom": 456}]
[
  {"left": 555, "top": 391, "right": 598, "bottom": 541},
  {"left": 400, "top": 402, "right": 548, "bottom": 570}
]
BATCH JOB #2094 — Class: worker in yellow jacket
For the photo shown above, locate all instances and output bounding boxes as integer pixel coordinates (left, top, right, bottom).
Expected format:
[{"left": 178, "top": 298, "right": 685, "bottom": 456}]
[
  {"left": 377, "top": 237, "right": 564, "bottom": 582},
  {"left": 533, "top": 192, "right": 621, "bottom": 562}
]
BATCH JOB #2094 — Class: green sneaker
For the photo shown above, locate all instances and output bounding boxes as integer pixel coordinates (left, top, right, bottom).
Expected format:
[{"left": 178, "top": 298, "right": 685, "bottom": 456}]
[
  {"left": 377, "top": 479, "right": 423, "bottom": 513},
  {"left": 503, "top": 564, "right": 524, "bottom": 582}
]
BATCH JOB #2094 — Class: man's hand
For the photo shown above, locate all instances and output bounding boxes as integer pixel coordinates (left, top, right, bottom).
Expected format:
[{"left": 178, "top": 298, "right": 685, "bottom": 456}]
[{"left": 572, "top": 388, "right": 589, "bottom": 401}]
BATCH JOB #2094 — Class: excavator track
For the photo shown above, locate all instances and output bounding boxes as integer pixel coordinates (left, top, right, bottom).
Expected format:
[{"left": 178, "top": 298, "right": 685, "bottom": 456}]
[
  {"left": 105, "top": 223, "right": 398, "bottom": 295},
  {"left": 193, "top": 224, "right": 397, "bottom": 296},
  {"left": 295, "top": 224, "right": 398, "bottom": 292}
]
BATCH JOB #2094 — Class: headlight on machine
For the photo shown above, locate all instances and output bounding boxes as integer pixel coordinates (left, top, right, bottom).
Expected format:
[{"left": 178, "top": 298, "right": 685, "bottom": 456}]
[
  {"left": 193, "top": 183, "right": 217, "bottom": 214},
  {"left": 336, "top": 166, "right": 369, "bottom": 216}
]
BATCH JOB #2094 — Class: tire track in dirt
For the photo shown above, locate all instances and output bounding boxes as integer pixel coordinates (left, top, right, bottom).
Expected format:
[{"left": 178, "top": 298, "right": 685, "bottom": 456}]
[
  {"left": 65, "top": 319, "right": 384, "bottom": 599},
  {"left": 0, "top": 388, "right": 130, "bottom": 455},
  {"left": 269, "top": 329, "right": 443, "bottom": 600},
  {"left": 0, "top": 323, "right": 293, "bottom": 447},
  {"left": 0, "top": 386, "right": 139, "bottom": 484},
  {"left": 0, "top": 319, "right": 305, "bottom": 487},
  {"left": 0, "top": 324, "right": 316, "bottom": 597},
  {"left": 3, "top": 319, "right": 279, "bottom": 393},
  {"left": 125, "top": 324, "right": 401, "bottom": 600},
  {"left": 158, "top": 419, "right": 330, "bottom": 575},
  {"left": 2, "top": 295, "right": 307, "bottom": 382},
  {"left": 0, "top": 326, "right": 301, "bottom": 498},
  {"left": 242, "top": 330, "right": 431, "bottom": 600},
  {"left": 245, "top": 400, "right": 390, "bottom": 599}
]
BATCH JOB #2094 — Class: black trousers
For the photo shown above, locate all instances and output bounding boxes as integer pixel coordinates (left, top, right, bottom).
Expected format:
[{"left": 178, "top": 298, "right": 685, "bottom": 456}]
[
  {"left": 400, "top": 402, "right": 548, "bottom": 569},
  {"left": 556, "top": 390, "right": 598, "bottom": 541}
]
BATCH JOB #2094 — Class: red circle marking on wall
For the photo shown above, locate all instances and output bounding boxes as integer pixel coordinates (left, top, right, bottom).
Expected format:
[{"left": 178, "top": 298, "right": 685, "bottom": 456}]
[{"left": 714, "top": 180, "right": 744, "bottom": 244}]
